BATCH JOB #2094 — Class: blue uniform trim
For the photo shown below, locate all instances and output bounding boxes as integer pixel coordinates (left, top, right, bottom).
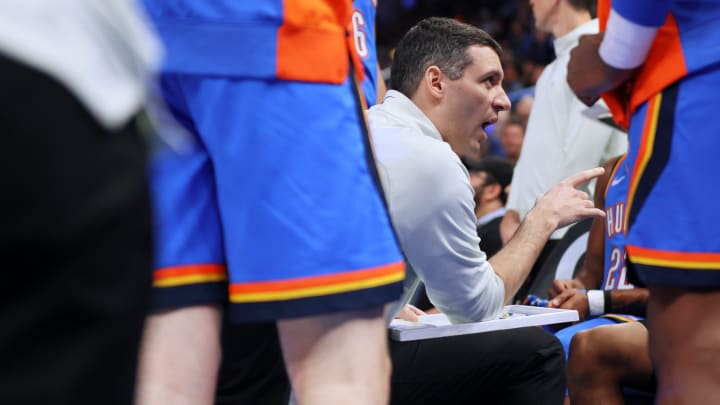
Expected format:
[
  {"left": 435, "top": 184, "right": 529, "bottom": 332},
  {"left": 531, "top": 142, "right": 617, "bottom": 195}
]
[
  {"left": 627, "top": 82, "right": 678, "bottom": 230},
  {"left": 630, "top": 263, "right": 720, "bottom": 288},
  {"left": 151, "top": 21, "right": 280, "bottom": 77},
  {"left": 152, "top": 281, "right": 228, "bottom": 311},
  {"left": 613, "top": 0, "right": 672, "bottom": 27},
  {"left": 229, "top": 281, "right": 403, "bottom": 322}
]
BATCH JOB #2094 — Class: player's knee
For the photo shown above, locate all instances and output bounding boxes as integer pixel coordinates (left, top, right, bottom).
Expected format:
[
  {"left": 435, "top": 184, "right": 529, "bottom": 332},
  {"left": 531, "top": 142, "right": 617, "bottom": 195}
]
[{"left": 568, "top": 328, "right": 603, "bottom": 375}]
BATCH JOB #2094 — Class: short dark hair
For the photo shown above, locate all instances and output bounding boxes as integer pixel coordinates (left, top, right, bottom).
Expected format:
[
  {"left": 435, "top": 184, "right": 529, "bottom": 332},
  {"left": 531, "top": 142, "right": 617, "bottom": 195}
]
[
  {"left": 390, "top": 17, "right": 502, "bottom": 98},
  {"left": 462, "top": 156, "right": 514, "bottom": 205}
]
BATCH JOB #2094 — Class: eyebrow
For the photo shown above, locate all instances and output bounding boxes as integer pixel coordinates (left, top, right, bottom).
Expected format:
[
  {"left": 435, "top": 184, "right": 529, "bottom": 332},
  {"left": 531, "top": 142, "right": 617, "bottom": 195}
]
[{"left": 482, "top": 68, "right": 503, "bottom": 82}]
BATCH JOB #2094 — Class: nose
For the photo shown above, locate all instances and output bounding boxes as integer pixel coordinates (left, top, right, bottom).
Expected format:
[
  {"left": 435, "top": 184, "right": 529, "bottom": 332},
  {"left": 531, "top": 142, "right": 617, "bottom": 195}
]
[{"left": 493, "top": 88, "right": 511, "bottom": 112}]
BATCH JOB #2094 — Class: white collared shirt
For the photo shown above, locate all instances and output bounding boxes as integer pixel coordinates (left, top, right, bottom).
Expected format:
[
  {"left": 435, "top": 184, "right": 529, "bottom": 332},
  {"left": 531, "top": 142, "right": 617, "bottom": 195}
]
[
  {"left": 370, "top": 90, "right": 505, "bottom": 324},
  {"left": 506, "top": 19, "right": 627, "bottom": 239}
]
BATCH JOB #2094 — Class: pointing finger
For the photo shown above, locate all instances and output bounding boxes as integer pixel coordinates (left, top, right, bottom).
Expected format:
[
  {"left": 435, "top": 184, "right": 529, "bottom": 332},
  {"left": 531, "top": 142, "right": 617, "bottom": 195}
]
[{"left": 563, "top": 167, "right": 605, "bottom": 188}]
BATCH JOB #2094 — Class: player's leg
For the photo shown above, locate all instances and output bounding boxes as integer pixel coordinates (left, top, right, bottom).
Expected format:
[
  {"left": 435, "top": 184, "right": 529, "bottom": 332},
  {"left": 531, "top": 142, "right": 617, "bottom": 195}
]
[
  {"left": 623, "top": 69, "right": 720, "bottom": 405},
  {"left": 647, "top": 286, "right": 720, "bottom": 405},
  {"left": 278, "top": 307, "right": 391, "bottom": 405},
  {"left": 136, "top": 305, "right": 222, "bottom": 405},
  {"left": 555, "top": 317, "right": 616, "bottom": 359},
  {"left": 555, "top": 317, "right": 617, "bottom": 405},
  {"left": 186, "top": 75, "right": 404, "bottom": 404},
  {"left": 568, "top": 321, "right": 654, "bottom": 404},
  {"left": 135, "top": 74, "right": 229, "bottom": 405}
]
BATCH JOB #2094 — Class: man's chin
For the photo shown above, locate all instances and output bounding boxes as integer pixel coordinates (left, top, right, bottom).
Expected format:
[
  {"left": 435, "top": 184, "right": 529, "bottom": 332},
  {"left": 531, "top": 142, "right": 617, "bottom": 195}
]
[
  {"left": 466, "top": 136, "right": 486, "bottom": 159},
  {"left": 465, "top": 143, "right": 484, "bottom": 160}
]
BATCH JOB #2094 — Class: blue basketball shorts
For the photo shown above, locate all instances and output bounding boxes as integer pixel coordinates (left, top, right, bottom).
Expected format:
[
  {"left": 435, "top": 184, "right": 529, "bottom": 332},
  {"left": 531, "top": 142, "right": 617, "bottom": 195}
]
[
  {"left": 555, "top": 314, "right": 642, "bottom": 359},
  {"left": 625, "top": 66, "right": 720, "bottom": 288},
  {"left": 149, "top": 73, "right": 405, "bottom": 322}
]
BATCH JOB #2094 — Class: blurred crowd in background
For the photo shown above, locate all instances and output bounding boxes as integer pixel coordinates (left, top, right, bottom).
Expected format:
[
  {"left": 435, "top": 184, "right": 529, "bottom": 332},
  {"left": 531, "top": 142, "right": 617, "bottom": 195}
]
[
  {"left": 375, "top": 0, "right": 559, "bottom": 161},
  {"left": 377, "top": 0, "right": 554, "bottom": 92}
]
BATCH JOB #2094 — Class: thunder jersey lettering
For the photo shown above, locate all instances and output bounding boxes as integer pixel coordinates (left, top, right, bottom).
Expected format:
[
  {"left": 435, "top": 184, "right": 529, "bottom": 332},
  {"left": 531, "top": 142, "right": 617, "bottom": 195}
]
[
  {"left": 602, "top": 156, "right": 635, "bottom": 290},
  {"left": 352, "top": 0, "right": 379, "bottom": 106}
]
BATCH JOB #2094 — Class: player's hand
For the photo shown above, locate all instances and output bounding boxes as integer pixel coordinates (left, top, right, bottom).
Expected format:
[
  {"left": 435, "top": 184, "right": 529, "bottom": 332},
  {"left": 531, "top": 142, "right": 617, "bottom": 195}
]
[
  {"left": 548, "top": 289, "right": 590, "bottom": 321},
  {"left": 529, "top": 167, "right": 605, "bottom": 232},
  {"left": 567, "top": 32, "right": 635, "bottom": 106},
  {"left": 395, "top": 304, "right": 427, "bottom": 322},
  {"left": 548, "top": 278, "right": 585, "bottom": 298}
]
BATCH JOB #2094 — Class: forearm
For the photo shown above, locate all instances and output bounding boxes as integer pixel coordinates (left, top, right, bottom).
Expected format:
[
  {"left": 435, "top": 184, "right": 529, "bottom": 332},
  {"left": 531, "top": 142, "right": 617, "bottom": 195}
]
[
  {"left": 574, "top": 273, "right": 598, "bottom": 290},
  {"left": 574, "top": 260, "right": 604, "bottom": 290},
  {"left": 491, "top": 210, "right": 556, "bottom": 302},
  {"left": 609, "top": 288, "right": 649, "bottom": 317}
]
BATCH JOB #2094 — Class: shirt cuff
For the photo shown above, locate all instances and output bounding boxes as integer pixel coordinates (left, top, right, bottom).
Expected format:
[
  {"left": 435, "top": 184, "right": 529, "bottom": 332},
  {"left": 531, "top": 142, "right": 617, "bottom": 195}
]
[{"left": 599, "top": 8, "right": 659, "bottom": 70}]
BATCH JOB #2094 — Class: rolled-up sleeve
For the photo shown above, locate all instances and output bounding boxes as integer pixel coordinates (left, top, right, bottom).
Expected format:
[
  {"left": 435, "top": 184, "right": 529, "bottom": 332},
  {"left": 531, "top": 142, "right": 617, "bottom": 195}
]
[{"left": 379, "top": 135, "right": 505, "bottom": 323}]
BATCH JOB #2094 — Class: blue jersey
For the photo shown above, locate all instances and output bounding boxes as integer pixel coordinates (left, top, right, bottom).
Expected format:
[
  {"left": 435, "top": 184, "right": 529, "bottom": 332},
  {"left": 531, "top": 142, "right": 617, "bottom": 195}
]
[
  {"left": 600, "top": 0, "right": 720, "bottom": 128},
  {"left": 352, "top": 0, "right": 379, "bottom": 106},
  {"left": 142, "top": 0, "right": 356, "bottom": 84},
  {"left": 601, "top": 156, "right": 635, "bottom": 290}
]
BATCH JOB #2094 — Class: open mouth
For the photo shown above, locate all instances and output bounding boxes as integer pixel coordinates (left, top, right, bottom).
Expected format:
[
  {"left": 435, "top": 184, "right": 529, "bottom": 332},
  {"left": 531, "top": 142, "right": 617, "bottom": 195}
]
[{"left": 481, "top": 117, "right": 497, "bottom": 131}]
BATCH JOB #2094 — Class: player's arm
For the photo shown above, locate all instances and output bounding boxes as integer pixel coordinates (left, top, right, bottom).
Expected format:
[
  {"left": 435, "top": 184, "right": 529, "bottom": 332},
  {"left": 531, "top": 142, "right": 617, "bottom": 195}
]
[
  {"left": 549, "top": 158, "right": 617, "bottom": 298},
  {"left": 567, "top": 0, "right": 672, "bottom": 105},
  {"left": 609, "top": 288, "right": 649, "bottom": 317},
  {"left": 551, "top": 286, "right": 649, "bottom": 320},
  {"left": 600, "top": 0, "right": 672, "bottom": 70},
  {"left": 576, "top": 157, "right": 620, "bottom": 288}
]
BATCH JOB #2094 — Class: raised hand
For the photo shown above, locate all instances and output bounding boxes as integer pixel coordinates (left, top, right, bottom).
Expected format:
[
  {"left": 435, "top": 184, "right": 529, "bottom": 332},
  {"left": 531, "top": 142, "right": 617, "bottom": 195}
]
[{"left": 531, "top": 167, "right": 605, "bottom": 232}]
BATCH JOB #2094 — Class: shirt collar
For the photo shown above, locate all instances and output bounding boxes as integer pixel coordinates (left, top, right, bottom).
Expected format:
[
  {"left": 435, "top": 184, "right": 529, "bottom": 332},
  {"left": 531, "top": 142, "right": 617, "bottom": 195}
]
[{"left": 377, "top": 90, "right": 443, "bottom": 141}]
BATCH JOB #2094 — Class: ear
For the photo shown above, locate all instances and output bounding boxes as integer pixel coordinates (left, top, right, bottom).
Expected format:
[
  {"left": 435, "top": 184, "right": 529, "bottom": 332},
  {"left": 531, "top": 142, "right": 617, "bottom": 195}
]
[
  {"left": 483, "top": 183, "right": 502, "bottom": 202},
  {"left": 424, "top": 65, "right": 444, "bottom": 100}
]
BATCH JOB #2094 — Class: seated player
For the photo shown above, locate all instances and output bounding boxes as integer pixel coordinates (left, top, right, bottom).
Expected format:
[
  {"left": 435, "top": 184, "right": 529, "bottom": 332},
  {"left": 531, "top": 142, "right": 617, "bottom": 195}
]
[{"left": 547, "top": 155, "right": 648, "bottom": 357}]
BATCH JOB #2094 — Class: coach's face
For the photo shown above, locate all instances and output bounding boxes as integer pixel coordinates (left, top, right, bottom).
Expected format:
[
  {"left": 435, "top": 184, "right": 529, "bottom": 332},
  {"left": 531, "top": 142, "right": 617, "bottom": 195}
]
[{"left": 441, "top": 45, "right": 510, "bottom": 158}]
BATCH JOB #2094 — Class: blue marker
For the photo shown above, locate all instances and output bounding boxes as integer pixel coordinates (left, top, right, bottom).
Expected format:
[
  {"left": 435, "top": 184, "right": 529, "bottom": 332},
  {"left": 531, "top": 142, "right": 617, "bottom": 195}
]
[{"left": 523, "top": 294, "right": 549, "bottom": 307}]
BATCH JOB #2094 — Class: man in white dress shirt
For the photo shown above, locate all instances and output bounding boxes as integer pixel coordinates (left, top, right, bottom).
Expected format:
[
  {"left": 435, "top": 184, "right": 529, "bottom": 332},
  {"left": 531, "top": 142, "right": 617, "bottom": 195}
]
[
  {"left": 368, "top": 17, "right": 606, "bottom": 404},
  {"left": 500, "top": 0, "right": 627, "bottom": 300}
]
